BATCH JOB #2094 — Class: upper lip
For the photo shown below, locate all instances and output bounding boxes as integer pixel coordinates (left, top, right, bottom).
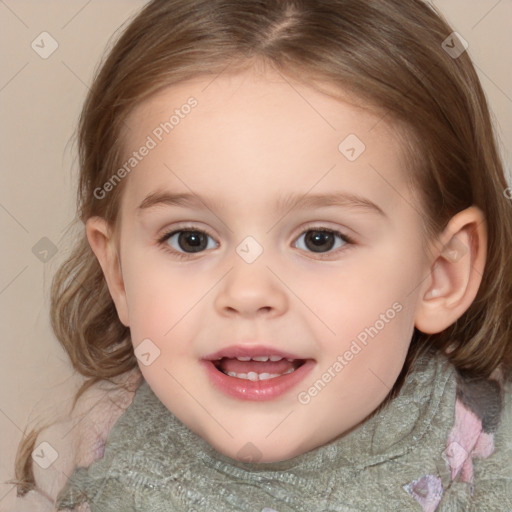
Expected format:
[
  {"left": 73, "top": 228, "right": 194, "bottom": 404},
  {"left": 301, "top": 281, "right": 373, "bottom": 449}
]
[{"left": 202, "top": 344, "right": 308, "bottom": 361}]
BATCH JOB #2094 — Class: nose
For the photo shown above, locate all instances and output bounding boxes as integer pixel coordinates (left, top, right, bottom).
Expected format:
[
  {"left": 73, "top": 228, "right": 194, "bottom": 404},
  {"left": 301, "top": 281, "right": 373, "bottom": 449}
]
[{"left": 214, "top": 260, "right": 288, "bottom": 319}]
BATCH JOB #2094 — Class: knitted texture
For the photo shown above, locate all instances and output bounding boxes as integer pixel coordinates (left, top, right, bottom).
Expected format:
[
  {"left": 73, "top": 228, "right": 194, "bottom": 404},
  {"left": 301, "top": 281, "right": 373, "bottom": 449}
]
[{"left": 55, "top": 353, "right": 511, "bottom": 512}]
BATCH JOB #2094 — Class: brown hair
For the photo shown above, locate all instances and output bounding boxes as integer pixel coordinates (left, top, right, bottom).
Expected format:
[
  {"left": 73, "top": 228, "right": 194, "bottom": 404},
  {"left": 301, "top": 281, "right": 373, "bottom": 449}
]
[{"left": 13, "top": 0, "right": 512, "bottom": 494}]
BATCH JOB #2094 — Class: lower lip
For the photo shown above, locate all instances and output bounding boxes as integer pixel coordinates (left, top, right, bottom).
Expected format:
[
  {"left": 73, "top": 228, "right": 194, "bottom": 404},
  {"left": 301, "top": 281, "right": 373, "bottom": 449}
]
[{"left": 201, "top": 359, "right": 315, "bottom": 401}]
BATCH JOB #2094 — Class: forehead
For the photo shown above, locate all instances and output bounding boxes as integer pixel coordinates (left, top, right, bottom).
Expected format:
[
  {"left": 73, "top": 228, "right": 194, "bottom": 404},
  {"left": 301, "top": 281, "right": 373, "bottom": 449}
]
[{"left": 120, "top": 66, "right": 414, "bottom": 217}]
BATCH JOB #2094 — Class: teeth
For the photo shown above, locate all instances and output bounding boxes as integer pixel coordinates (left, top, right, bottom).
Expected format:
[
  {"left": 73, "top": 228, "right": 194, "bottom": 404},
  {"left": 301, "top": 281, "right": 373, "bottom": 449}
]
[
  {"left": 225, "top": 367, "right": 295, "bottom": 380},
  {"left": 234, "top": 355, "right": 287, "bottom": 362}
]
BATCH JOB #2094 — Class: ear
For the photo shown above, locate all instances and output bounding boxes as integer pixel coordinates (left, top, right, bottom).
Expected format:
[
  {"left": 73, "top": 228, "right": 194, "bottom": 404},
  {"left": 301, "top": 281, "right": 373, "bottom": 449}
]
[
  {"left": 414, "top": 206, "right": 487, "bottom": 334},
  {"left": 85, "top": 217, "right": 130, "bottom": 327}
]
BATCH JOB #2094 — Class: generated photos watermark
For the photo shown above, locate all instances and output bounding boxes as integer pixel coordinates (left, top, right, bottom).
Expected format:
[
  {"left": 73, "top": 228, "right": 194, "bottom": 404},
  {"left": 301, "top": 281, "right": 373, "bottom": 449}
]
[
  {"left": 93, "top": 96, "right": 198, "bottom": 200},
  {"left": 297, "top": 301, "right": 403, "bottom": 405}
]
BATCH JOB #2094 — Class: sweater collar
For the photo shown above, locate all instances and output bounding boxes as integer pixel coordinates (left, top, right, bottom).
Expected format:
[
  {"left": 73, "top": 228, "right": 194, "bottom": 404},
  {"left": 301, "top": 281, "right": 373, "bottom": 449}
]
[{"left": 164, "top": 350, "right": 455, "bottom": 474}]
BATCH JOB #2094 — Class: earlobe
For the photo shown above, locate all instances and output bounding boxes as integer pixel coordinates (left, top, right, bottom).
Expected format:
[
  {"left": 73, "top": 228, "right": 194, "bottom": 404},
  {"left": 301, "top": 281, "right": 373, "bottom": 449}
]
[
  {"left": 414, "top": 206, "right": 487, "bottom": 334},
  {"left": 85, "top": 217, "right": 130, "bottom": 327}
]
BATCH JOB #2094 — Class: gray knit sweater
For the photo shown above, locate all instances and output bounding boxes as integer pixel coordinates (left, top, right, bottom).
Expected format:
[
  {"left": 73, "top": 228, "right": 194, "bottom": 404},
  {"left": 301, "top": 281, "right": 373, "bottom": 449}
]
[{"left": 56, "top": 352, "right": 512, "bottom": 511}]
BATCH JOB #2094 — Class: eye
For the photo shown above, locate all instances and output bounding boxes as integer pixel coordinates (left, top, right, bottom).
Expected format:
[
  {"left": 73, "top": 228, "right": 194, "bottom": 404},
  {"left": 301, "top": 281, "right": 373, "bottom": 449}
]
[
  {"left": 159, "top": 229, "right": 218, "bottom": 254},
  {"left": 157, "top": 226, "right": 353, "bottom": 259},
  {"left": 294, "top": 228, "right": 352, "bottom": 254}
]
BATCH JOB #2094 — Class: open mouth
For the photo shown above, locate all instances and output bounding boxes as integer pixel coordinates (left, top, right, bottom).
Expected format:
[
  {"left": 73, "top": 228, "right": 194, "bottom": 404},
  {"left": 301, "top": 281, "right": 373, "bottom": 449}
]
[
  {"left": 202, "top": 348, "right": 315, "bottom": 400},
  {"left": 212, "top": 356, "right": 306, "bottom": 381}
]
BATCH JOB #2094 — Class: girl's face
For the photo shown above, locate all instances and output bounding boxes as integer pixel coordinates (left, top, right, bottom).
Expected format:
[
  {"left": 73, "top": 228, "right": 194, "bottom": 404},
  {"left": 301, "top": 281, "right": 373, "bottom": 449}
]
[{"left": 110, "top": 66, "right": 433, "bottom": 462}]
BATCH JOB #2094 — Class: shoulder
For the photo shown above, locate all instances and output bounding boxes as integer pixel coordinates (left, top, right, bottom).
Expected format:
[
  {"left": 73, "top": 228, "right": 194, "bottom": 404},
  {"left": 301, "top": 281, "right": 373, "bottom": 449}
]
[
  {"left": 54, "top": 378, "right": 178, "bottom": 511},
  {"left": 438, "top": 370, "right": 512, "bottom": 510},
  {"left": 468, "top": 378, "right": 512, "bottom": 507},
  {"left": 8, "top": 368, "right": 142, "bottom": 512},
  {"left": 399, "top": 356, "right": 512, "bottom": 510}
]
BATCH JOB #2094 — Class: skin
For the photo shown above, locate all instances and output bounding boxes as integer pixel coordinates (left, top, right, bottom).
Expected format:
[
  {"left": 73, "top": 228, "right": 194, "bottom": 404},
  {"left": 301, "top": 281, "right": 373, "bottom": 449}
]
[{"left": 87, "top": 64, "right": 487, "bottom": 463}]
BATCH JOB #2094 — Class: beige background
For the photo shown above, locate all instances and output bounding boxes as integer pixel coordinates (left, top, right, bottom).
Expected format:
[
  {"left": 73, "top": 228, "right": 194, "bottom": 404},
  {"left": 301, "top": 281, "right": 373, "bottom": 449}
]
[{"left": 0, "top": 0, "right": 511, "bottom": 507}]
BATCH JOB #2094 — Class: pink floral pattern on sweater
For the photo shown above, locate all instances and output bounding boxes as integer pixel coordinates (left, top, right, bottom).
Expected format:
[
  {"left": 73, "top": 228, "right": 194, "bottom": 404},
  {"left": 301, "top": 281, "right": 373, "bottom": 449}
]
[
  {"left": 444, "top": 399, "right": 495, "bottom": 483},
  {"left": 404, "top": 375, "right": 501, "bottom": 511}
]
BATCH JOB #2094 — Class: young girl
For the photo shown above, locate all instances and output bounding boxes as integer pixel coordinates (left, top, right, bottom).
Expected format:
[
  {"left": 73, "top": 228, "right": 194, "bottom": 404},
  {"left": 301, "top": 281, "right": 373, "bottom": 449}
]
[{"left": 9, "top": 0, "right": 512, "bottom": 510}]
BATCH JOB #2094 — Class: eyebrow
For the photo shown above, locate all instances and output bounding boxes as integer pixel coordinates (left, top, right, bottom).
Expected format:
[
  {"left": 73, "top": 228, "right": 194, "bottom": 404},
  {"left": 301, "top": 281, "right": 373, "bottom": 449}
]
[{"left": 137, "top": 190, "right": 387, "bottom": 218}]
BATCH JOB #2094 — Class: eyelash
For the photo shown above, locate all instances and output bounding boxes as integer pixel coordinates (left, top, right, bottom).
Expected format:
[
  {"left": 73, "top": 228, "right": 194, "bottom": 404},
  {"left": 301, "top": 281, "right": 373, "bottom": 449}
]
[
  {"left": 157, "top": 227, "right": 214, "bottom": 261},
  {"left": 156, "top": 225, "right": 356, "bottom": 260}
]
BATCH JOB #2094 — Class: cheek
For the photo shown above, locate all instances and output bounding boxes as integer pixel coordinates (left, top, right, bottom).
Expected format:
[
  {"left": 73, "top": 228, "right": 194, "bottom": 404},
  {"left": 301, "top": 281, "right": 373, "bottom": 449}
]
[
  {"left": 121, "top": 249, "right": 214, "bottom": 347},
  {"left": 293, "top": 252, "right": 420, "bottom": 386},
  {"left": 121, "top": 250, "right": 178, "bottom": 338},
  {"left": 296, "top": 253, "right": 416, "bottom": 334}
]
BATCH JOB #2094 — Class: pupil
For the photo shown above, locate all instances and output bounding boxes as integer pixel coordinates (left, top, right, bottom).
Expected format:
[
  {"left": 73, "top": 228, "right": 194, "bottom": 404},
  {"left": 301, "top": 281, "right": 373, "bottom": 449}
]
[
  {"left": 179, "top": 231, "right": 207, "bottom": 252},
  {"left": 305, "top": 231, "right": 334, "bottom": 253}
]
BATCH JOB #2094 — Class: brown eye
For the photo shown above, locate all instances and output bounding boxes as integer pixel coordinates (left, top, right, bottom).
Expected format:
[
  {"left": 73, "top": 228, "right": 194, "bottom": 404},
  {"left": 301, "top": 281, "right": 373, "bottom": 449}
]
[
  {"left": 177, "top": 231, "right": 208, "bottom": 252},
  {"left": 163, "top": 230, "right": 217, "bottom": 253},
  {"left": 294, "top": 228, "right": 349, "bottom": 254},
  {"left": 304, "top": 230, "right": 336, "bottom": 252}
]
